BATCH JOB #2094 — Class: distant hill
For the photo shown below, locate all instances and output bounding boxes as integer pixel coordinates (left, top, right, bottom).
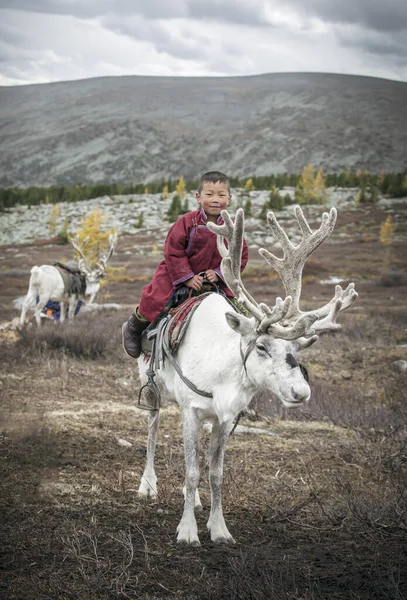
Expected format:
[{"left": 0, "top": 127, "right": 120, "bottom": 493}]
[{"left": 0, "top": 72, "right": 406, "bottom": 188}]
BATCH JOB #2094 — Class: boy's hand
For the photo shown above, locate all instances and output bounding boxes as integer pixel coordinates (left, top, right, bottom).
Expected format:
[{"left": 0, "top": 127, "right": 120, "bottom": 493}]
[
  {"left": 205, "top": 270, "right": 219, "bottom": 283},
  {"left": 185, "top": 274, "right": 203, "bottom": 291}
]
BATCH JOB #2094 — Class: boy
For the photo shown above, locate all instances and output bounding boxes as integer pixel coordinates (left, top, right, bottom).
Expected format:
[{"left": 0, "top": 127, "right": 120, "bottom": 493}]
[{"left": 122, "top": 170, "right": 249, "bottom": 358}]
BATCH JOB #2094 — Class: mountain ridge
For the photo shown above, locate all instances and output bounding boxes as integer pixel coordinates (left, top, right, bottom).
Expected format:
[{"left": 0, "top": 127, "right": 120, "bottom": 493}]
[{"left": 1, "top": 72, "right": 406, "bottom": 187}]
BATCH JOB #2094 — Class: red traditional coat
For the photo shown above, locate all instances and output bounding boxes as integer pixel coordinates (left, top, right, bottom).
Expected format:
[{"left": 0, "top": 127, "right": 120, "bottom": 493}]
[{"left": 138, "top": 209, "right": 249, "bottom": 323}]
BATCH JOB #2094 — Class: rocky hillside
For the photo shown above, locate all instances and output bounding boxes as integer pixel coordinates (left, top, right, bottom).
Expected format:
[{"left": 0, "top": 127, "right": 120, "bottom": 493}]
[
  {"left": 0, "top": 187, "right": 362, "bottom": 248},
  {"left": 1, "top": 72, "right": 406, "bottom": 188}
]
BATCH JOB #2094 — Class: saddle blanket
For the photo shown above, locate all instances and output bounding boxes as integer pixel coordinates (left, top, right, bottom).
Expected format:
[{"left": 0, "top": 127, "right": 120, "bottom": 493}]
[
  {"left": 141, "top": 292, "right": 213, "bottom": 358},
  {"left": 167, "top": 293, "right": 212, "bottom": 352}
]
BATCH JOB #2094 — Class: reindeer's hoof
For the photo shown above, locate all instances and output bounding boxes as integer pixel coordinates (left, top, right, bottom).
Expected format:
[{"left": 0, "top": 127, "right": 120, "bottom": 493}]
[
  {"left": 207, "top": 518, "right": 235, "bottom": 544},
  {"left": 176, "top": 519, "right": 200, "bottom": 546},
  {"left": 138, "top": 490, "right": 157, "bottom": 500},
  {"left": 177, "top": 537, "right": 201, "bottom": 547},
  {"left": 212, "top": 535, "right": 236, "bottom": 545},
  {"left": 138, "top": 478, "right": 158, "bottom": 498}
]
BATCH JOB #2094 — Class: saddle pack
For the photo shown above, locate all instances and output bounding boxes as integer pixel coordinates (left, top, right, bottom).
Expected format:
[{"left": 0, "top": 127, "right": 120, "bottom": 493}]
[{"left": 54, "top": 261, "right": 87, "bottom": 296}]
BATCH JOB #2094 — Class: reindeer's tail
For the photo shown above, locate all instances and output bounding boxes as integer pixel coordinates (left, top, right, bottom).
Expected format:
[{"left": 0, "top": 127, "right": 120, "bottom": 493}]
[
  {"left": 20, "top": 267, "right": 41, "bottom": 325},
  {"left": 30, "top": 265, "right": 41, "bottom": 279},
  {"left": 29, "top": 266, "right": 41, "bottom": 292}
]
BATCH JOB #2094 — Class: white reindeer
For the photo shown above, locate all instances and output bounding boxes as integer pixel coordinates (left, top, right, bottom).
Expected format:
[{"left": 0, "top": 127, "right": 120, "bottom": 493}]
[
  {"left": 135, "top": 207, "right": 358, "bottom": 546},
  {"left": 20, "top": 233, "right": 117, "bottom": 326}
]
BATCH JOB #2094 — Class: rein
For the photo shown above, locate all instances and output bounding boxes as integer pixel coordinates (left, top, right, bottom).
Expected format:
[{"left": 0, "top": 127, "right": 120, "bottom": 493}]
[
  {"left": 239, "top": 338, "right": 258, "bottom": 373},
  {"left": 162, "top": 337, "right": 213, "bottom": 398}
]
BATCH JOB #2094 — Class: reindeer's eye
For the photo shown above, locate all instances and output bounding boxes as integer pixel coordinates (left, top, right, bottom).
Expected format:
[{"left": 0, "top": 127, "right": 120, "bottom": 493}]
[
  {"left": 286, "top": 353, "right": 298, "bottom": 368},
  {"left": 256, "top": 343, "right": 267, "bottom": 354}
]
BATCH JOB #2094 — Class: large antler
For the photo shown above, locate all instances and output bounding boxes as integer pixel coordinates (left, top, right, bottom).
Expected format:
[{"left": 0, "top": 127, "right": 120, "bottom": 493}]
[
  {"left": 260, "top": 207, "right": 358, "bottom": 336},
  {"left": 208, "top": 209, "right": 295, "bottom": 332},
  {"left": 97, "top": 232, "right": 118, "bottom": 271},
  {"left": 70, "top": 235, "right": 91, "bottom": 274},
  {"left": 207, "top": 207, "right": 358, "bottom": 342}
]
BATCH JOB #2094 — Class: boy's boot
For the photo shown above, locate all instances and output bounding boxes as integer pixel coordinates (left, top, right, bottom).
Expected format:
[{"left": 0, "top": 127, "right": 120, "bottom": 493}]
[{"left": 122, "top": 312, "right": 149, "bottom": 358}]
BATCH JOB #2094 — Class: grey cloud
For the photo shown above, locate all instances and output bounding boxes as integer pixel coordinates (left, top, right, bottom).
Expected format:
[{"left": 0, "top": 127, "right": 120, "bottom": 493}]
[
  {"left": 0, "top": 0, "right": 111, "bottom": 18},
  {"left": 187, "top": 0, "right": 269, "bottom": 26},
  {"left": 0, "top": 0, "right": 406, "bottom": 84},
  {"left": 0, "top": 0, "right": 186, "bottom": 19},
  {"left": 2, "top": 0, "right": 406, "bottom": 34},
  {"left": 0, "top": 40, "right": 15, "bottom": 64},
  {"left": 0, "top": 20, "right": 26, "bottom": 45},
  {"left": 103, "top": 15, "right": 207, "bottom": 62},
  {"left": 0, "top": 0, "right": 269, "bottom": 25},
  {"left": 286, "top": 0, "right": 407, "bottom": 33},
  {"left": 338, "top": 28, "right": 407, "bottom": 64}
]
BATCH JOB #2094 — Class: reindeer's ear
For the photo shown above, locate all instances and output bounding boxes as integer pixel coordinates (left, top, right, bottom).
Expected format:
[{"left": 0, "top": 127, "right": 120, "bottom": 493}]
[{"left": 225, "top": 312, "right": 254, "bottom": 336}]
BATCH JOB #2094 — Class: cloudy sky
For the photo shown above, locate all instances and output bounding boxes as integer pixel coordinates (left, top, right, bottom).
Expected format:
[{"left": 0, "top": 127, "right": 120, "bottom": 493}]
[{"left": 0, "top": 0, "right": 406, "bottom": 86}]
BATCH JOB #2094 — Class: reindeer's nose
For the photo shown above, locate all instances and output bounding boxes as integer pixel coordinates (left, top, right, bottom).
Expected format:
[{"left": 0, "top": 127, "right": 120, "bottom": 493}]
[{"left": 291, "top": 384, "right": 310, "bottom": 403}]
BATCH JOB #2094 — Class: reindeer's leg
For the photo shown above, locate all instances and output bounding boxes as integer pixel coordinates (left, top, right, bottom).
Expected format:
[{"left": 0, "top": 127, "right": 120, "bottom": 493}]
[
  {"left": 138, "top": 408, "right": 160, "bottom": 498},
  {"left": 20, "top": 292, "right": 35, "bottom": 326},
  {"left": 182, "top": 485, "right": 202, "bottom": 511},
  {"left": 177, "top": 407, "right": 201, "bottom": 546},
  {"left": 68, "top": 295, "right": 78, "bottom": 322},
  {"left": 59, "top": 300, "right": 66, "bottom": 324},
  {"left": 34, "top": 295, "right": 49, "bottom": 327},
  {"left": 207, "top": 419, "right": 235, "bottom": 544}
]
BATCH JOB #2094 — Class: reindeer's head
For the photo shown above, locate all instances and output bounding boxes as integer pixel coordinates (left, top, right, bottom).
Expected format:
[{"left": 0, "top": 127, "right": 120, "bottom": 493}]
[
  {"left": 207, "top": 207, "right": 358, "bottom": 409},
  {"left": 70, "top": 233, "right": 118, "bottom": 303},
  {"left": 222, "top": 310, "right": 311, "bottom": 407}
]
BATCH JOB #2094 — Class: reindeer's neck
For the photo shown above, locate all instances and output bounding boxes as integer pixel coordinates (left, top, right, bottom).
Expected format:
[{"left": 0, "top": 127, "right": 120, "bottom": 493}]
[{"left": 174, "top": 294, "right": 256, "bottom": 421}]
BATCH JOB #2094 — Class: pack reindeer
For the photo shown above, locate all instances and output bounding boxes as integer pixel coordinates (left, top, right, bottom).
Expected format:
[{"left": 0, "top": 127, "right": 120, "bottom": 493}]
[
  {"left": 20, "top": 233, "right": 117, "bottom": 326},
  {"left": 136, "top": 207, "right": 357, "bottom": 546}
]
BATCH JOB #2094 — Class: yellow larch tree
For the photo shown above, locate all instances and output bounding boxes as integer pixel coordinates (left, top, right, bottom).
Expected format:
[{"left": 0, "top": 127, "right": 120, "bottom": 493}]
[
  {"left": 295, "top": 164, "right": 315, "bottom": 204},
  {"left": 176, "top": 175, "right": 186, "bottom": 199},
  {"left": 161, "top": 185, "right": 169, "bottom": 200},
  {"left": 313, "top": 168, "right": 327, "bottom": 204},
  {"left": 380, "top": 215, "right": 395, "bottom": 246},
  {"left": 74, "top": 207, "right": 114, "bottom": 264},
  {"left": 244, "top": 178, "right": 255, "bottom": 192},
  {"left": 380, "top": 215, "right": 396, "bottom": 269},
  {"left": 48, "top": 203, "right": 61, "bottom": 236}
]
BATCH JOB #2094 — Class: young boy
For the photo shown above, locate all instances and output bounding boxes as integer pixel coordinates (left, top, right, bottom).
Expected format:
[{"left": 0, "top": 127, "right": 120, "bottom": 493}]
[{"left": 122, "top": 170, "right": 249, "bottom": 358}]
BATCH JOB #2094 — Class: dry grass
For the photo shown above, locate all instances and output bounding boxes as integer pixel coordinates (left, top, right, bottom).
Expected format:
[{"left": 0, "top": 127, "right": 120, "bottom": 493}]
[
  {"left": 5, "top": 311, "right": 125, "bottom": 362},
  {"left": 1, "top": 200, "right": 407, "bottom": 599},
  {"left": 1, "top": 309, "right": 407, "bottom": 599}
]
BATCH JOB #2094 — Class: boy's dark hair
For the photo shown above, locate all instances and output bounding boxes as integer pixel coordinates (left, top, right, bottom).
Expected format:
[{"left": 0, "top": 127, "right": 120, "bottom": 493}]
[{"left": 198, "top": 171, "right": 230, "bottom": 194}]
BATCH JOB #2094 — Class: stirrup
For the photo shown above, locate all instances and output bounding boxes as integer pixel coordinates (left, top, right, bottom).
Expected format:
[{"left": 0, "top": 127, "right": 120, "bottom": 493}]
[
  {"left": 137, "top": 379, "right": 160, "bottom": 411},
  {"left": 137, "top": 331, "right": 161, "bottom": 411},
  {"left": 136, "top": 314, "right": 171, "bottom": 411}
]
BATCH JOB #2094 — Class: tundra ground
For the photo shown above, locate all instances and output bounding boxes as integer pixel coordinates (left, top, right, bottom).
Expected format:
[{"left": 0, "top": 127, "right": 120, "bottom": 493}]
[{"left": 0, "top": 201, "right": 407, "bottom": 599}]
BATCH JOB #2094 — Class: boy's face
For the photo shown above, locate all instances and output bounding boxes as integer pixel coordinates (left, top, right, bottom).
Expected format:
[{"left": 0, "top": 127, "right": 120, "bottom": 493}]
[{"left": 196, "top": 181, "right": 231, "bottom": 219}]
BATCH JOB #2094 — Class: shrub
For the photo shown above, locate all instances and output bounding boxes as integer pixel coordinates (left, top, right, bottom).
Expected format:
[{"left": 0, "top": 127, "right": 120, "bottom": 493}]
[
  {"left": 379, "top": 270, "right": 407, "bottom": 287},
  {"left": 135, "top": 212, "right": 144, "bottom": 228},
  {"left": 268, "top": 185, "right": 284, "bottom": 210},
  {"left": 244, "top": 198, "right": 252, "bottom": 216},
  {"left": 57, "top": 216, "right": 70, "bottom": 244},
  {"left": 167, "top": 194, "right": 182, "bottom": 222},
  {"left": 10, "top": 312, "right": 123, "bottom": 361}
]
